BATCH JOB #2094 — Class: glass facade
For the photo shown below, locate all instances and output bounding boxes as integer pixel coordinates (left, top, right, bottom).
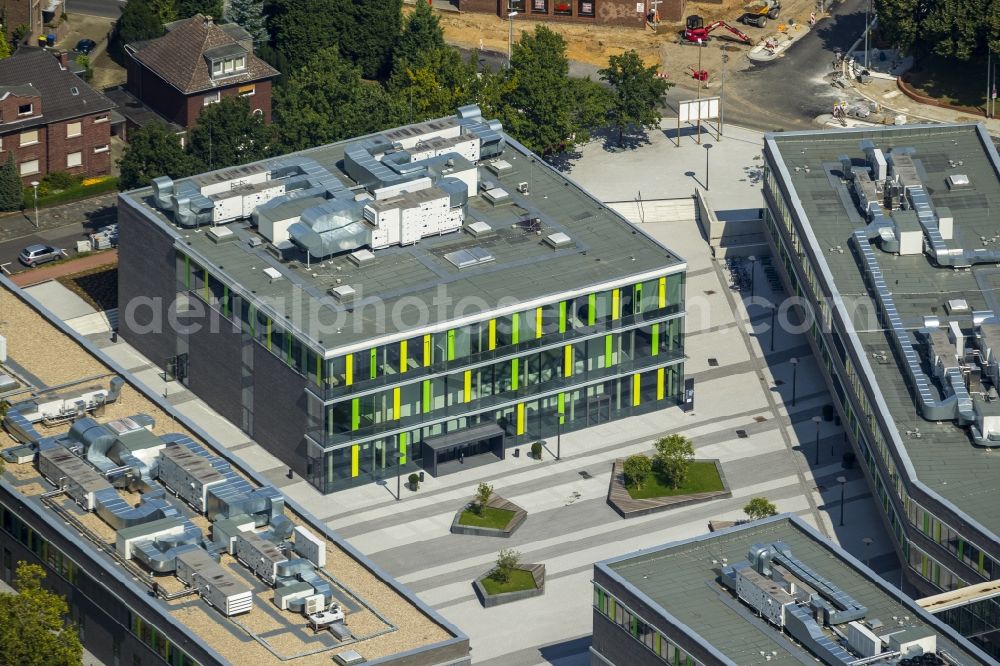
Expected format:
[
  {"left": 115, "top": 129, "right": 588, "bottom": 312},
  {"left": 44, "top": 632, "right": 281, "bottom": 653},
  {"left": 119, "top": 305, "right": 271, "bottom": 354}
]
[
  {"left": 594, "top": 583, "right": 701, "bottom": 665},
  {"left": 179, "top": 252, "right": 685, "bottom": 493},
  {"left": 762, "top": 160, "right": 1000, "bottom": 613}
]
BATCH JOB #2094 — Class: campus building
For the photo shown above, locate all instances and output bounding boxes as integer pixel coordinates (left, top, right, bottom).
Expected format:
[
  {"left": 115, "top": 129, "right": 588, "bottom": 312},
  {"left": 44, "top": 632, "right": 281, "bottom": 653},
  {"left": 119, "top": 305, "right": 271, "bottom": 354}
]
[
  {"left": 118, "top": 107, "right": 686, "bottom": 494},
  {"left": 762, "top": 124, "right": 1000, "bottom": 654},
  {"left": 0, "top": 282, "right": 470, "bottom": 666},
  {"left": 591, "top": 515, "right": 993, "bottom": 666}
]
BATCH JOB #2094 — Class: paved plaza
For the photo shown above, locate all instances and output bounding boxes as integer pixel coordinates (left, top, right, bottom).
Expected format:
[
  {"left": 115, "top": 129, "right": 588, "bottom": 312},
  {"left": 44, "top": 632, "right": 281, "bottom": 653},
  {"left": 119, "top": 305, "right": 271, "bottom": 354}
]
[{"left": 20, "top": 121, "right": 901, "bottom": 665}]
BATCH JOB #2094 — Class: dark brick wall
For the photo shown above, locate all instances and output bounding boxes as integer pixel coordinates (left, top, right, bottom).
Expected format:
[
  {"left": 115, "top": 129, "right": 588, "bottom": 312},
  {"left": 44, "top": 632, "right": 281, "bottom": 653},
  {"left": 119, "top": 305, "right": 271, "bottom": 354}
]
[
  {"left": 127, "top": 56, "right": 274, "bottom": 128},
  {"left": 117, "top": 199, "right": 179, "bottom": 369},
  {"left": 460, "top": 0, "right": 649, "bottom": 27},
  {"left": 186, "top": 299, "right": 244, "bottom": 427},
  {"left": 0, "top": 485, "right": 218, "bottom": 665},
  {"left": 252, "top": 342, "right": 311, "bottom": 476},
  {"left": 0, "top": 110, "right": 111, "bottom": 183}
]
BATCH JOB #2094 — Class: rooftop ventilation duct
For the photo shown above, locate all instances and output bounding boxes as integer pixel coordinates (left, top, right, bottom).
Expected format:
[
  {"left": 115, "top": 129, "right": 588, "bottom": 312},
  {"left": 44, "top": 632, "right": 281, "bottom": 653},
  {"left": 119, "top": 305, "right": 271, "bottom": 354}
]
[{"left": 287, "top": 199, "right": 369, "bottom": 258}]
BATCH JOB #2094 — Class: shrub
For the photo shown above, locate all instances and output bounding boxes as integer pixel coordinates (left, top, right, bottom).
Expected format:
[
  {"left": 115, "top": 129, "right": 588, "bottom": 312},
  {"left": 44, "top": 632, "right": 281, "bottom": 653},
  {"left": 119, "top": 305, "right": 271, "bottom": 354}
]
[
  {"left": 653, "top": 434, "right": 694, "bottom": 489},
  {"left": 530, "top": 441, "right": 543, "bottom": 459},
  {"left": 491, "top": 548, "right": 521, "bottom": 583},
  {"left": 43, "top": 171, "right": 78, "bottom": 192},
  {"left": 622, "top": 455, "right": 652, "bottom": 489},
  {"left": 743, "top": 497, "right": 778, "bottom": 521},
  {"left": 474, "top": 482, "right": 493, "bottom": 514},
  {"left": 407, "top": 473, "right": 419, "bottom": 490}
]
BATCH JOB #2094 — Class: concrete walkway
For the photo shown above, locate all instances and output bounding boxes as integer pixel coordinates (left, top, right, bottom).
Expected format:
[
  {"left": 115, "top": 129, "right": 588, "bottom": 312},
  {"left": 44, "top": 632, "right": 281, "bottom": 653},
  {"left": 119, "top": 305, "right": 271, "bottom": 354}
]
[{"left": 0, "top": 192, "right": 117, "bottom": 244}]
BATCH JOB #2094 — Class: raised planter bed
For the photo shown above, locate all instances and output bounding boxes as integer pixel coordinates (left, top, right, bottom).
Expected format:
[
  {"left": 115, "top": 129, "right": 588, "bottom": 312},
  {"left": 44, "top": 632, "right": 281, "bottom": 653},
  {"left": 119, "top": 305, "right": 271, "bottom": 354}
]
[
  {"left": 607, "top": 458, "right": 731, "bottom": 519},
  {"left": 473, "top": 564, "right": 545, "bottom": 608},
  {"left": 450, "top": 494, "right": 526, "bottom": 537}
]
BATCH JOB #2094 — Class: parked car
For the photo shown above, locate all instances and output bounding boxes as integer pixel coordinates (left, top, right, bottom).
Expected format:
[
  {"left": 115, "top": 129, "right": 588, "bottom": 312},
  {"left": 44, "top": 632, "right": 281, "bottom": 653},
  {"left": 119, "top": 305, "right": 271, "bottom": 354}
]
[
  {"left": 75, "top": 38, "right": 97, "bottom": 54},
  {"left": 18, "top": 244, "right": 62, "bottom": 267}
]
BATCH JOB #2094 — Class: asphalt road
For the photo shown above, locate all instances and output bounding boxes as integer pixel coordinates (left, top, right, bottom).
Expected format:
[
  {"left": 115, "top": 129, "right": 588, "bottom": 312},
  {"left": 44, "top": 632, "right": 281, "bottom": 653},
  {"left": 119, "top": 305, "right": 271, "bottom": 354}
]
[
  {"left": 0, "top": 214, "right": 115, "bottom": 274},
  {"left": 66, "top": 0, "right": 125, "bottom": 19}
]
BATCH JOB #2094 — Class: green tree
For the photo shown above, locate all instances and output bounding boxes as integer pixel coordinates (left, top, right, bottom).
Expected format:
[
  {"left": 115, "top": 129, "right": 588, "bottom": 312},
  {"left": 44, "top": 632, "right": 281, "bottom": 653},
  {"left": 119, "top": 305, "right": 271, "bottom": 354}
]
[
  {"left": 873, "top": 0, "right": 922, "bottom": 54},
  {"left": 256, "top": 44, "right": 290, "bottom": 88},
  {"left": 118, "top": 123, "right": 195, "bottom": 190},
  {"left": 474, "top": 482, "right": 493, "bottom": 515},
  {"left": 223, "top": 0, "right": 266, "bottom": 43},
  {"left": 0, "top": 153, "right": 22, "bottom": 211},
  {"left": 275, "top": 47, "right": 402, "bottom": 151},
  {"left": 0, "top": 563, "right": 82, "bottom": 666},
  {"left": 341, "top": 0, "right": 402, "bottom": 79},
  {"left": 110, "top": 0, "right": 166, "bottom": 61},
  {"left": 502, "top": 26, "right": 578, "bottom": 156},
  {"left": 390, "top": 47, "right": 477, "bottom": 123},
  {"left": 923, "top": 0, "right": 989, "bottom": 60},
  {"left": 622, "top": 454, "right": 652, "bottom": 490},
  {"left": 567, "top": 76, "right": 613, "bottom": 145},
  {"left": 491, "top": 548, "right": 521, "bottom": 584},
  {"left": 269, "top": 0, "right": 345, "bottom": 70},
  {"left": 743, "top": 497, "right": 778, "bottom": 521},
  {"left": 0, "top": 34, "right": 11, "bottom": 60},
  {"left": 189, "top": 97, "right": 277, "bottom": 170},
  {"left": 146, "top": 0, "right": 177, "bottom": 25},
  {"left": 174, "top": 0, "right": 223, "bottom": 20},
  {"left": 392, "top": 0, "right": 445, "bottom": 73},
  {"left": 653, "top": 434, "right": 694, "bottom": 489},
  {"left": 600, "top": 50, "right": 670, "bottom": 146}
]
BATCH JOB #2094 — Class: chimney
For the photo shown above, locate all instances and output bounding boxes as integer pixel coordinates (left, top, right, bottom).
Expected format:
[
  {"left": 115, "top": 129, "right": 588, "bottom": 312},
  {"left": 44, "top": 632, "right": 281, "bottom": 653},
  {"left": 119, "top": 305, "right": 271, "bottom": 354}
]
[
  {"left": 204, "top": 15, "right": 213, "bottom": 25},
  {"left": 58, "top": 51, "right": 69, "bottom": 69}
]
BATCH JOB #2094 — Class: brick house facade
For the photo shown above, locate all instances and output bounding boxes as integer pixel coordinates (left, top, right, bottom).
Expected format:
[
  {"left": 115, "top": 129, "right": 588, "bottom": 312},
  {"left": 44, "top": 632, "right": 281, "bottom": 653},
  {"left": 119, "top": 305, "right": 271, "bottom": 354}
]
[
  {"left": 125, "top": 15, "right": 277, "bottom": 129},
  {"left": 0, "top": 49, "right": 114, "bottom": 183}
]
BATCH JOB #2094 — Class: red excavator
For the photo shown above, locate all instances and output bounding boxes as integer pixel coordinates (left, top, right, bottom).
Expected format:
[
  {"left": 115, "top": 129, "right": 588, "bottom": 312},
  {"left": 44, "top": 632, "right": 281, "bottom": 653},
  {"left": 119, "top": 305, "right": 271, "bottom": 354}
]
[{"left": 682, "top": 15, "right": 753, "bottom": 45}]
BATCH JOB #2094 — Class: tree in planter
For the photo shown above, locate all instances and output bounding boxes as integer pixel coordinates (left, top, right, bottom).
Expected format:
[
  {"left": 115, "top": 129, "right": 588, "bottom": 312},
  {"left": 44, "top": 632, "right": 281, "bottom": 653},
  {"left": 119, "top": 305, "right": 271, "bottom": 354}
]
[
  {"left": 622, "top": 454, "right": 652, "bottom": 490},
  {"left": 653, "top": 433, "right": 694, "bottom": 489},
  {"left": 474, "top": 482, "right": 493, "bottom": 515},
  {"left": 0, "top": 153, "right": 22, "bottom": 212},
  {"left": 743, "top": 497, "right": 778, "bottom": 521},
  {"left": 530, "top": 441, "right": 543, "bottom": 460},
  {"left": 491, "top": 548, "right": 521, "bottom": 584},
  {"left": 408, "top": 473, "right": 419, "bottom": 491}
]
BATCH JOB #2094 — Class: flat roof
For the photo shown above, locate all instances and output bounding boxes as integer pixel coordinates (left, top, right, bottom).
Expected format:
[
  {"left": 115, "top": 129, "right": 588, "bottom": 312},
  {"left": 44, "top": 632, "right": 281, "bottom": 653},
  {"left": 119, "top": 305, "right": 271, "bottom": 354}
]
[
  {"left": 0, "top": 283, "right": 464, "bottom": 665},
  {"left": 765, "top": 123, "right": 1000, "bottom": 540},
  {"left": 598, "top": 515, "right": 989, "bottom": 666},
  {"left": 120, "top": 114, "right": 684, "bottom": 356}
]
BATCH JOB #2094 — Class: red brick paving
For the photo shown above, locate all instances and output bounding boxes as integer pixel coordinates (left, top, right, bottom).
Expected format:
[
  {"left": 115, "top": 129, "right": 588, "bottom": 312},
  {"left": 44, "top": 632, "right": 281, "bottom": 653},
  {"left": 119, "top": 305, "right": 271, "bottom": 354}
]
[{"left": 9, "top": 249, "right": 118, "bottom": 288}]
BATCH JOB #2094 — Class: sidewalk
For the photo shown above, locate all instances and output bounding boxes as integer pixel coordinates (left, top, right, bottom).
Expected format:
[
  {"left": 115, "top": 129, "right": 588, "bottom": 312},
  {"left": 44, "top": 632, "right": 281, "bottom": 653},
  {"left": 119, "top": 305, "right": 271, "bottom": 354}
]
[
  {"left": 9, "top": 249, "right": 117, "bottom": 288},
  {"left": 0, "top": 192, "right": 117, "bottom": 244}
]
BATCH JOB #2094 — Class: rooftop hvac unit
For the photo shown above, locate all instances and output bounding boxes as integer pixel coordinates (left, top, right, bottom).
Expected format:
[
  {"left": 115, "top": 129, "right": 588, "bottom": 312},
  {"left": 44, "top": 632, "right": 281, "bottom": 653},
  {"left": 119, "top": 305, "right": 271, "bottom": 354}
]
[
  {"left": 487, "top": 160, "right": 513, "bottom": 177},
  {"left": 303, "top": 594, "right": 325, "bottom": 615},
  {"left": 247, "top": 236, "right": 263, "bottom": 248},
  {"left": 263, "top": 267, "right": 282, "bottom": 283},
  {"left": 348, "top": 249, "right": 375, "bottom": 266},
  {"left": 207, "top": 226, "right": 235, "bottom": 244},
  {"left": 329, "top": 285, "right": 357, "bottom": 302},
  {"left": 465, "top": 221, "right": 493, "bottom": 238}
]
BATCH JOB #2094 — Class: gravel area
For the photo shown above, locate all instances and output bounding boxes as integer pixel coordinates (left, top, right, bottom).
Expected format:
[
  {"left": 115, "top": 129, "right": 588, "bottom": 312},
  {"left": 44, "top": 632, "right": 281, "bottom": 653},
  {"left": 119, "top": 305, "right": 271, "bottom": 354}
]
[{"left": 0, "top": 284, "right": 458, "bottom": 664}]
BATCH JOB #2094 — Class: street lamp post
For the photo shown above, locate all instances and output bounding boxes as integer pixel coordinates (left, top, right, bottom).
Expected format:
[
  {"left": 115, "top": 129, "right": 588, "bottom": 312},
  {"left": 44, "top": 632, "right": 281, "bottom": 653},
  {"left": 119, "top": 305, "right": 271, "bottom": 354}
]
[
  {"left": 864, "top": 0, "right": 871, "bottom": 70},
  {"left": 747, "top": 255, "right": 757, "bottom": 299},
  {"left": 790, "top": 357, "right": 799, "bottom": 406},
  {"left": 837, "top": 475, "right": 847, "bottom": 526},
  {"left": 30, "top": 180, "right": 39, "bottom": 229},
  {"left": 507, "top": 10, "right": 518, "bottom": 68},
  {"left": 556, "top": 411, "right": 564, "bottom": 460},
  {"left": 392, "top": 451, "right": 403, "bottom": 501},
  {"left": 862, "top": 537, "right": 874, "bottom": 568},
  {"left": 812, "top": 415, "right": 822, "bottom": 466},
  {"left": 769, "top": 304, "right": 777, "bottom": 352},
  {"left": 720, "top": 51, "right": 729, "bottom": 139},
  {"left": 704, "top": 143, "right": 712, "bottom": 191}
]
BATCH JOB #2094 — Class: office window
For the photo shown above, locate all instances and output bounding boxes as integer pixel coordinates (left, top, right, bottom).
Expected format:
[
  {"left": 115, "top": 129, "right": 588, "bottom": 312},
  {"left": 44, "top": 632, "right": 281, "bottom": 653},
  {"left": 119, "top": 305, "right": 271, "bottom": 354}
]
[
  {"left": 578, "top": 0, "right": 594, "bottom": 16},
  {"left": 19, "top": 159, "right": 38, "bottom": 176},
  {"left": 532, "top": 0, "right": 548, "bottom": 11},
  {"left": 67, "top": 151, "right": 82, "bottom": 168},
  {"left": 66, "top": 121, "right": 82, "bottom": 138},
  {"left": 553, "top": 0, "right": 571, "bottom": 14},
  {"left": 17, "top": 103, "right": 32, "bottom": 116},
  {"left": 20, "top": 129, "right": 38, "bottom": 146},
  {"left": 203, "top": 91, "right": 221, "bottom": 106}
]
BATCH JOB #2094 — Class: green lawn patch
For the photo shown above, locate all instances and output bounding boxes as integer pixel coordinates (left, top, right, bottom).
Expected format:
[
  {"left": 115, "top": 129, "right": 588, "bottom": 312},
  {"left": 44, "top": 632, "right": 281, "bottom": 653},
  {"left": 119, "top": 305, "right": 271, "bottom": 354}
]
[
  {"left": 625, "top": 461, "right": 724, "bottom": 500},
  {"left": 24, "top": 176, "right": 119, "bottom": 210},
  {"left": 903, "top": 53, "right": 989, "bottom": 111},
  {"left": 459, "top": 506, "right": 515, "bottom": 530},
  {"left": 481, "top": 568, "right": 537, "bottom": 595}
]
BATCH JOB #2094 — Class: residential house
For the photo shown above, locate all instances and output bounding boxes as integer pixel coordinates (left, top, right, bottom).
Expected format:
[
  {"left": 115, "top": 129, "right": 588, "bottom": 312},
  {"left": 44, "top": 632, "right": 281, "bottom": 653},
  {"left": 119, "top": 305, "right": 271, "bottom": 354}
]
[
  {"left": 125, "top": 14, "right": 278, "bottom": 130},
  {"left": 0, "top": 48, "right": 115, "bottom": 183}
]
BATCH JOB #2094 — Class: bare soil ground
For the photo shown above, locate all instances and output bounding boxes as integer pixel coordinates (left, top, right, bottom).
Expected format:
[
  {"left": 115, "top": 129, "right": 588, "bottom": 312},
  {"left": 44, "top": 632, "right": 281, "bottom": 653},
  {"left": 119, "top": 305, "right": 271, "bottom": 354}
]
[{"left": 437, "top": 0, "right": 821, "bottom": 89}]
